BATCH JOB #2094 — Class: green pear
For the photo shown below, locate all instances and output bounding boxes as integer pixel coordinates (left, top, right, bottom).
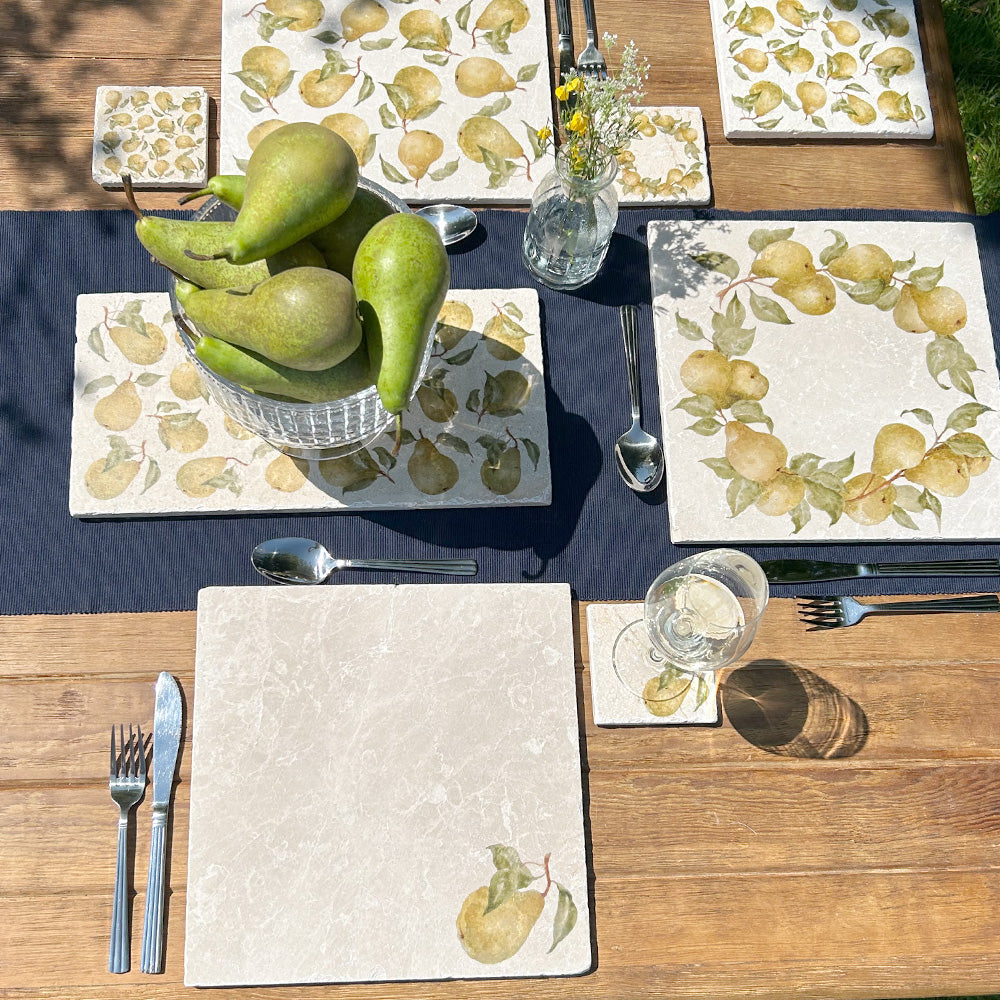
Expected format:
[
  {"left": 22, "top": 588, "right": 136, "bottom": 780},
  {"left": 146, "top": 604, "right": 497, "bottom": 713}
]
[
  {"left": 309, "top": 188, "right": 395, "bottom": 276},
  {"left": 180, "top": 266, "right": 362, "bottom": 371},
  {"left": 195, "top": 336, "right": 373, "bottom": 403},
  {"left": 125, "top": 177, "right": 324, "bottom": 287},
  {"left": 196, "top": 122, "right": 358, "bottom": 265},
  {"left": 353, "top": 213, "right": 450, "bottom": 430},
  {"left": 408, "top": 434, "right": 459, "bottom": 494},
  {"left": 178, "top": 174, "right": 246, "bottom": 209}
]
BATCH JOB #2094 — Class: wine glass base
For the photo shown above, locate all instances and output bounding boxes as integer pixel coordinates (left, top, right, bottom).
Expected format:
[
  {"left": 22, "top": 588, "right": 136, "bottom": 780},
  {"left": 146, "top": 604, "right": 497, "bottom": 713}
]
[{"left": 612, "top": 619, "right": 708, "bottom": 711}]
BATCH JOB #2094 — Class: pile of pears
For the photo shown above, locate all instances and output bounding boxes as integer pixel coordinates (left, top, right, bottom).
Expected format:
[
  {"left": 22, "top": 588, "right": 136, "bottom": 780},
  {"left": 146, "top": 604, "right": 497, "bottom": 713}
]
[{"left": 127, "top": 121, "right": 450, "bottom": 444}]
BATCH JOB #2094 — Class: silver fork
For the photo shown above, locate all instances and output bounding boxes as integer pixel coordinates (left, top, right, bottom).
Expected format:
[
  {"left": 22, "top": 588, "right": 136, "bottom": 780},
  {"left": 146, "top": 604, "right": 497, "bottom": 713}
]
[
  {"left": 109, "top": 724, "right": 146, "bottom": 973},
  {"left": 797, "top": 594, "right": 1000, "bottom": 630},
  {"left": 576, "top": 0, "right": 607, "bottom": 80}
]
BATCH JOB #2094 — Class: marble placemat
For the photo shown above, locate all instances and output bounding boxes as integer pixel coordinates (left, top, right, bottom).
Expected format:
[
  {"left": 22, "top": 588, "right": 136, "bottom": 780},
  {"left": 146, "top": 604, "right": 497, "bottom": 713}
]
[
  {"left": 615, "top": 106, "right": 710, "bottom": 207},
  {"left": 586, "top": 603, "right": 719, "bottom": 726},
  {"left": 219, "top": 0, "right": 554, "bottom": 203},
  {"left": 69, "top": 287, "right": 550, "bottom": 516},
  {"left": 709, "top": 0, "right": 934, "bottom": 139},
  {"left": 92, "top": 86, "right": 208, "bottom": 188},
  {"left": 648, "top": 219, "right": 1000, "bottom": 542},
  {"left": 185, "top": 582, "right": 591, "bottom": 986}
]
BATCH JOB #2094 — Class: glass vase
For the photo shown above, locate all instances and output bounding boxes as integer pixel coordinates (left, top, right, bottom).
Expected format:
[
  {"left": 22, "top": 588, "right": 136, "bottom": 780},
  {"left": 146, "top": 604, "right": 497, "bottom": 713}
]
[{"left": 522, "top": 148, "right": 619, "bottom": 291}]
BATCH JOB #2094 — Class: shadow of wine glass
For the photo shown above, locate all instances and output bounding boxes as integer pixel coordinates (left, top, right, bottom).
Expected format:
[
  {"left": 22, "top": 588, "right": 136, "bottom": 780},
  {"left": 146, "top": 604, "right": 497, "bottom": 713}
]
[{"left": 720, "top": 659, "right": 869, "bottom": 759}]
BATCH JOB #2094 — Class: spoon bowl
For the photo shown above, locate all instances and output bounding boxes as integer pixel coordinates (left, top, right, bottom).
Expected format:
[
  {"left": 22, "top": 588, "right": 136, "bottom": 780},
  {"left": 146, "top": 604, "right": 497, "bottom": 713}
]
[
  {"left": 415, "top": 203, "right": 478, "bottom": 246},
  {"left": 615, "top": 305, "right": 665, "bottom": 494},
  {"left": 252, "top": 536, "right": 478, "bottom": 584}
]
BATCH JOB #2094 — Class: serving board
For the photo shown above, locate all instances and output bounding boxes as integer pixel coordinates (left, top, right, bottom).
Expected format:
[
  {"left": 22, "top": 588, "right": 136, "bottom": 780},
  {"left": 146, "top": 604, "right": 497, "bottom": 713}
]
[
  {"left": 184, "top": 583, "right": 591, "bottom": 986},
  {"left": 219, "top": 0, "right": 554, "bottom": 203},
  {"left": 69, "top": 288, "right": 550, "bottom": 515},
  {"left": 648, "top": 219, "right": 1000, "bottom": 542},
  {"left": 709, "top": 0, "right": 934, "bottom": 139}
]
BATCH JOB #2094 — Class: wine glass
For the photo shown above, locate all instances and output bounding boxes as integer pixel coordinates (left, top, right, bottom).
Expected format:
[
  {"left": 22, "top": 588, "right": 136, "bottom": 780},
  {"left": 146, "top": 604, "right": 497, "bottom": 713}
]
[{"left": 613, "top": 549, "right": 769, "bottom": 712}]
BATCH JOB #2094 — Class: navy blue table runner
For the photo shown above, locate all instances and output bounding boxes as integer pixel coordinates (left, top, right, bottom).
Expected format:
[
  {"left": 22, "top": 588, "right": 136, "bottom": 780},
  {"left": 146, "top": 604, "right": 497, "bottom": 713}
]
[{"left": 2, "top": 206, "right": 999, "bottom": 615}]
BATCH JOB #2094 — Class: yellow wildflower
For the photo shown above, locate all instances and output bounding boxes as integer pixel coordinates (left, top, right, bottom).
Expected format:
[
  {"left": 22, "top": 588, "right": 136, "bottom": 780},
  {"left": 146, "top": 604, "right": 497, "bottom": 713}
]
[
  {"left": 555, "top": 84, "right": 568, "bottom": 101},
  {"left": 536, "top": 124, "right": 552, "bottom": 142},
  {"left": 567, "top": 111, "right": 588, "bottom": 133}
]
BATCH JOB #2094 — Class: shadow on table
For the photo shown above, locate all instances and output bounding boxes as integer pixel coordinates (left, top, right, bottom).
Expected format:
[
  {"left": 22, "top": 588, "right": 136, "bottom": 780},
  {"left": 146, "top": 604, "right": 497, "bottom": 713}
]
[
  {"left": 721, "top": 659, "right": 869, "bottom": 759},
  {"left": 359, "top": 376, "right": 605, "bottom": 576}
]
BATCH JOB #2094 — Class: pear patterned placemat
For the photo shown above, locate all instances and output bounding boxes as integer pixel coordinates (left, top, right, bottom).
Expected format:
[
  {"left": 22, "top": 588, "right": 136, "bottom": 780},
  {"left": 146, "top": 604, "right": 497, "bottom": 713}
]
[
  {"left": 185, "top": 583, "right": 591, "bottom": 985},
  {"left": 709, "top": 0, "right": 934, "bottom": 139},
  {"left": 647, "top": 219, "right": 1000, "bottom": 543},
  {"left": 92, "top": 86, "right": 209, "bottom": 188},
  {"left": 69, "top": 287, "right": 550, "bottom": 516},
  {"left": 615, "top": 106, "right": 711, "bottom": 207},
  {"left": 219, "top": 0, "right": 554, "bottom": 203},
  {"left": 586, "top": 603, "right": 719, "bottom": 726}
]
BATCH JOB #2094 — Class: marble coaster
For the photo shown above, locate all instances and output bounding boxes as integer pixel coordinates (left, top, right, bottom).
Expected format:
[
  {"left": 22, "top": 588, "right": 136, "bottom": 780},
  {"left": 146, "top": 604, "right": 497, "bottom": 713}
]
[
  {"left": 185, "top": 583, "right": 591, "bottom": 986},
  {"left": 615, "top": 106, "right": 711, "bottom": 207},
  {"left": 586, "top": 603, "right": 719, "bottom": 726},
  {"left": 648, "top": 219, "right": 1000, "bottom": 542},
  {"left": 219, "top": 0, "right": 554, "bottom": 203},
  {"left": 92, "top": 86, "right": 208, "bottom": 188},
  {"left": 69, "top": 288, "right": 550, "bottom": 515},
  {"left": 709, "top": 0, "right": 934, "bottom": 139}
]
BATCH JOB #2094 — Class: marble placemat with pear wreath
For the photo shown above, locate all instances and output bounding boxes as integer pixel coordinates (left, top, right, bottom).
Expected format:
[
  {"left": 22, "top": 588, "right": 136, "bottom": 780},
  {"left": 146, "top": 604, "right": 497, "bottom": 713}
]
[{"left": 69, "top": 287, "right": 551, "bottom": 516}]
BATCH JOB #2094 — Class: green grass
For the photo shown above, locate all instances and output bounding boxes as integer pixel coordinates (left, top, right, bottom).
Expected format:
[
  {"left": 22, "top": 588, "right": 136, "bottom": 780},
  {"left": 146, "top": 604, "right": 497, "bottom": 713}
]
[{"left": 942, "top": 0, "right": 1000, "bottom": 212}]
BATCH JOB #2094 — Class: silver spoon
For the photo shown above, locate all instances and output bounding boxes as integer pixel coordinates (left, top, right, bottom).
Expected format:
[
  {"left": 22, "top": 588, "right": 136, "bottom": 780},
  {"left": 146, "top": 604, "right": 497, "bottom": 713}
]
[
  {"left": 614, "top": 305, "right": 665, "bottom": 493},
  {"left": 415, "top": 203, "right": 478, "bottom": 245},
  {"left": 252, "top": 536, "right": 478, "bottom": 584}
]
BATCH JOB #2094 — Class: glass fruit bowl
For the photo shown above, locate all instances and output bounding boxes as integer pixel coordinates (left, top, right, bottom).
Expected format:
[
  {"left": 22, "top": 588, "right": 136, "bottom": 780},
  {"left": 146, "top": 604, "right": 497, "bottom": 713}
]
[{"left": 169, "top": 177, "right": 430, "bottom": 460}]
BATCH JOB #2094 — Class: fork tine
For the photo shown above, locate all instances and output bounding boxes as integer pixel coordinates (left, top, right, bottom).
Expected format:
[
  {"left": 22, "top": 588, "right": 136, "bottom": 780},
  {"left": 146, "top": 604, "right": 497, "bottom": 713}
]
[
  {"left": 128, "top": 723, "right": 136, "bottom": 778},
  {"left": 110, "top": 725, "right": 116, "bottom": 780},
  {"left": 137, "top": 725, "right": 146, "bottom": 779}
]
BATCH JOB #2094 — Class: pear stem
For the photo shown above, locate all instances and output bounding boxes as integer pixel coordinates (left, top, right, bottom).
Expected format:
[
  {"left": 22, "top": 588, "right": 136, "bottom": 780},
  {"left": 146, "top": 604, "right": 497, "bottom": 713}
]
[
  {"left": 185, "top": 249, "right": 226, "bottom": 261},
  {"left": 391, "top": 413, "right": 403, "bottom": 455},
  {"left": 121, "top": 175, "right": 143, "bottom": 221},
  {"left": 177, "top": 188, "right": 210, "bottom": 206}
]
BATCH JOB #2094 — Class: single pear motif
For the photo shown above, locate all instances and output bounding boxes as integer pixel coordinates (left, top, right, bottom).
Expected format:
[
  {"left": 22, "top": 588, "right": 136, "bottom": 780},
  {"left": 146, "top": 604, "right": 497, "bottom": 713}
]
[
  {"left": 196, "top": 122, "right": 358, "bottom": 264},
  {"left": 771, "top": 273, "right": 837, "bottom": 314},
  {"left": 435, "top": 300, "right": 474, "bottom": 351},
  {"left": 751, "top": 240, "right": 815, "bottom": 281},
  {"left": 481, "top": 445, "right": 521, "bottom": 494},
  {"left": 176, "top": 456, "right": 231, "bottom": 498},
  {"left": 843, "top": 472, "right": 897, "bottom": 524},
  {"left": 109, "top": 321, "right": 167, "bottom": 365},
  {"left": 736, "top": 5, "right": 774, "bottom": 34},
  {"left": 353, "top": 213, "right": 450, "bottom": 428},
  {"left": 340, "top": 0, "right": 388, "bottom": 40},
  {"left": 94, "top": 380, "right": 142, "bottom": 431},
  {"left": 474, "top": 0, "right": 530, "bottom": 34},
  {"left": 239, "top": 46, "right": 292, "bottom": 100},
  {"left": 416, "top": 382, "right": 459, "bottom": 422},
  {"left": 728, "top": 359, "right": 768, "bottom": 401},
  {"left": 265, "top": 454, "right": 310, "bottom": 491},
  {"left": 455, "top": 57, "right": 518, "bottom": 97},
  {"left": 169, "top": 361, "right": 205, "bottom": 400},
  {"left": 318, "top": 451, "right": 379, "bottom": 490},
  {"left": 85, "top": 455, "right": 141, "bottom": 500},
  {"left": 458, "top": 116, "right": 523, "bottom": 163},
  {"left": 826, "top": 18, "right": 861, "bottom": 44},
  {"left": 158, "top": 412, "right": 209, "bottom": 453},
  {"left": 725, "top": 422, "right": 788, "bottom": 483},
  {"left": 248, "top": 119, "right": 288, "bottom": 150},
  {"left": 180, "top": 267, "right": 363, "bottom": 371},
  {"left": 747, "top": 81, "right": 783, "bottom": 117},
  {"left": 299, "top": 68, "right": 355, "bottom": 107},
  {"left": 871, "top": 422, "right": 926, "bottom": 475},
  {"left": 828, "top": 243, "right": 894, "bottom": 283},
  {"left": 892, "top": 284, "right": 929, "bottom": 333},
  {"left": 679, "top": 349, "right": 732, "bottom": 407},
  {"left": 483, "top": 312, "right": 528, "bottom": 360},
  {"left": 872, "top": 46, "right": 915, "bottom": 75},
  {"left": 755, "top": 471, "right": 805, "bottom": 516},
  {"left": 456, "top": 886, "right": 544, "bottom": 964},
  {"left": 399, "top": 9, "right": 451, "bottom": 50},
  {"left": 321, "top": 112, "right": 373, "bottom": 166},
  {"left": 844, "top": 94, "right": 876, "bottom": 125},
  {"left": 905, "top": 444, "right": 971, "bottom": 496},
  {"left": 408, "top": 435, "right": 459, "bottom": 494},
  {"left": 826, "top": 51, "right": 858, "bottom": 79},
  {"left": 390, "top": 66, "right": 442, "bottom": 119},
  {"left": 195, "top": 337, "right": 374, "bottom": 403},
  {"left": 735, "top": 49, "right": 769, "bottom": 73},
  {"left": 398, "top": 130, "right": 444, "bottom": 182},
  {"left": 911, "top": 285, "right": 967, "bottom": 336},
  {"left": 945, "top": 433, "right": 991, "bottom": 476}
]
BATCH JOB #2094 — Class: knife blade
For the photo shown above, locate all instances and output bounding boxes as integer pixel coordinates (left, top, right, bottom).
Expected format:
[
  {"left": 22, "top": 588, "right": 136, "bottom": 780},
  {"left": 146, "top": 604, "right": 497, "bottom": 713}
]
[
  {"left": 140, "top": 671, "right": 182, "bottom": 974},
  {"left": 760, "top": 558, "right": 1000, "bottom": 584},
  {"left": 554, "top": 0, "right": 575, "bottom": 88}
]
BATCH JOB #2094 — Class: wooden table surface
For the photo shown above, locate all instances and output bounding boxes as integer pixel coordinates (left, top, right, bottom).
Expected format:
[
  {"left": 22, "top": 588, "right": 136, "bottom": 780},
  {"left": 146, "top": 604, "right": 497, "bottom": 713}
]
[{"left": 1, "top": 0, "right": 997, "bottom": 998}]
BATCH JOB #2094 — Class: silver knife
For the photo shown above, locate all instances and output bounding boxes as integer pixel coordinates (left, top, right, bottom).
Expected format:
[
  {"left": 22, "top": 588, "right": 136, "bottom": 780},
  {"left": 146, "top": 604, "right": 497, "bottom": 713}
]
[
  {"left": 140, "top": 671, "right": 182, "bottom": 974},
  {"left": 760, "top": 557, "right": 1000, "bottom": 584},
  {"left": 554, "top": 0, "right": 575, "bottom": 88}
]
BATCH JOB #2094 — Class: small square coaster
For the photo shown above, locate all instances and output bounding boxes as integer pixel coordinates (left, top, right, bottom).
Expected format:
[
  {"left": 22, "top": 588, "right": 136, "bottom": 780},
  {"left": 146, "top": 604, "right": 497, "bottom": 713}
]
[
  {"left": 586, "top": 604, "right": 719, "bottom": 726},
  {"left": 615, "top": 106, "right": 711, "bottom": 207},
  {"left": 93, "top": 86, "right": 209, "bottom": 188}
]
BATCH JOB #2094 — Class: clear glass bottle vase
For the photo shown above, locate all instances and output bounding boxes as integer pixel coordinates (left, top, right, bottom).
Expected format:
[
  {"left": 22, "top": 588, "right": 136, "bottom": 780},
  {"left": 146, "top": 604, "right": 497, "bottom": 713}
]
[{"left": 522, "top": 147, "right": 619, "bottom": 290}]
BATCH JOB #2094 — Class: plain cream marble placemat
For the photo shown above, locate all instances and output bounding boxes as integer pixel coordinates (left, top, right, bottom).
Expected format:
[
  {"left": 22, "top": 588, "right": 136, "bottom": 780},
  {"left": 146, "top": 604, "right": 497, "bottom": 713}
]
[
  {"left": 185, "top": 582, "right": 591, "bottom": 986},
  {"left": 69, "top": 287, "right": 550, "bottom": 515},
  {"left": 586, "top": 603, "right": 720, "bottom": 726}
]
